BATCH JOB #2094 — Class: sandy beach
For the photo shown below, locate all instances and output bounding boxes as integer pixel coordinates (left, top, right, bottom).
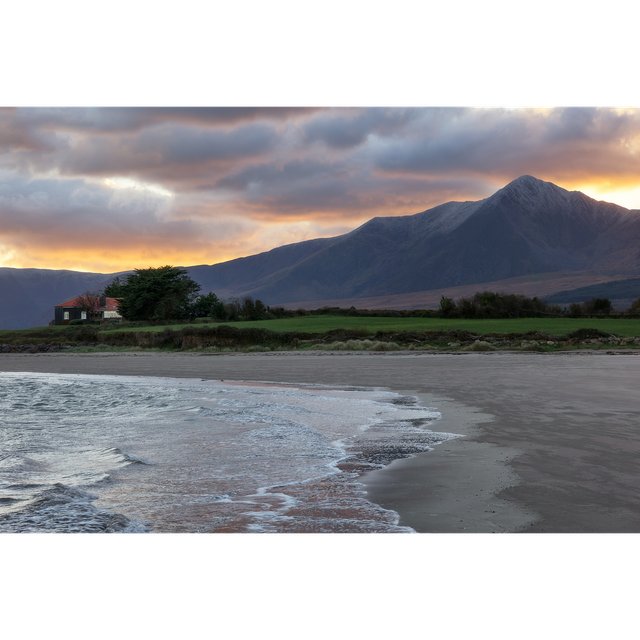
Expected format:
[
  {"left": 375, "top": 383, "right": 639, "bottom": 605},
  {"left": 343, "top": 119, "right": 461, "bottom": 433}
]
[{"left": 3, "top": 349, "right": 640, "bottom": 533}]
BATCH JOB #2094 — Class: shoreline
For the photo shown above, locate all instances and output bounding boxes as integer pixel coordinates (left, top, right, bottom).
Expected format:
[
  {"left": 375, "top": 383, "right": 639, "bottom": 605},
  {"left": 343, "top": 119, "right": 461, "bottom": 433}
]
[
  {"left": 3, "top": 351, "right": 640, "bottom": 532},
  {"left": 0, "top": 347, "right": 640, "bottom": 358},
  {"left": 360, "top": 393, "right": 539, "bottom": 533}
]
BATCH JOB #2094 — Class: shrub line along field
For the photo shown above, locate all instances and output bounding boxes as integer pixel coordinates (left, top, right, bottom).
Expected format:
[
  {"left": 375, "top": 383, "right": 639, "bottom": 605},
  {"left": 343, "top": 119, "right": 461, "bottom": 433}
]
[
  {"left": 97, "top": 315, "right": 640, "bottom": 337},
  {"left": 2, "top": 316, "right": 640, "bottom": 354}
]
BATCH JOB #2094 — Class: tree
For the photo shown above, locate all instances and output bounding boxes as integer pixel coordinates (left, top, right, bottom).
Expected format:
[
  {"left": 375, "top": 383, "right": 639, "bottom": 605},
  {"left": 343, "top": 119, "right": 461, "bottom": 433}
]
[
  {"left": 188, "top": 292, "right": 225, "bottom": 319},
  {"left": 241, "top": 297, "right": 256, "bottom": 319},
  {"left": 74, "top": 290, "right": 105, "bottom": 321},
  {"left": 568, "top": 302, "right": 583, "bottom": 318},
  {"left": 438, "top": 296, "right": 456, "bottom": 317},
  {"left": 254, "top": 299, "right": 268, "bottom": 319},
  {"left": 104, "top": 266, "right": 201, "bottom": 321},
  {"left": 223, "top": 298, "right": 241, "bottom": 321},
  {"left": 582, "top": 297, "right": 612, "bottom": 315},
  {"left": 593, "top": 297, "right": 613, "bottom": 314},
  {"left": 210, "top": 297, "right": 227, "bottom": 320}
]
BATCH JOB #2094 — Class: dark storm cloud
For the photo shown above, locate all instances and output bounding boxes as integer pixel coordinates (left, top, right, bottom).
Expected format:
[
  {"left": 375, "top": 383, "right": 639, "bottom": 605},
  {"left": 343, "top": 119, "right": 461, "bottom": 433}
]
[
  {"left": 56, "top": 122, "right": 279, "bottom": 178},
  {"left": 370, "top": 108, "right": 533, "bottom": 173},
  {"left": 0, "top": 108, "right": 61, "bottom": 152},
  {"left": 302, "top": 107, "right": 428, "bottom": 149},
  {"left": 135, "top": 122, "right": 278, "bottom": 163},
  {"left": 541, "top": 107, "right": 636, "bottom": 143},
  {"left": 13, "top": 107, "right": 319, "bottom": 133},
  {"left": 370, "top": 108, "right": 640, "bottom": 181},
  {"left": 217, "top": 160, "right": 490, "bottom": 220},
  {"left": 217, "top": 158, "right": 347, "bottom": 191}
]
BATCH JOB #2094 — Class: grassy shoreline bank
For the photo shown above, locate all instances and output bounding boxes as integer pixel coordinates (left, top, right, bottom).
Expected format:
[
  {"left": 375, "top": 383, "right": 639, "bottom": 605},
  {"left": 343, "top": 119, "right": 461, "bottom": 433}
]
[{"left": 2, "top": 320, "right": 640, "bottom": 354}]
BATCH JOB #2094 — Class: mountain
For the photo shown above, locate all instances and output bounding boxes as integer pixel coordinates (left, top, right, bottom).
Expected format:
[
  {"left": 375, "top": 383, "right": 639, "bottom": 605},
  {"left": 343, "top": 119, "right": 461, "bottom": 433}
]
[
  {"left": 185, "top": 175, "right": 640, "bottom": 304},
  {"left": 3, "top": 175, "right": 640, "bottom": 329},
  {"left": 0, "top": 268, "right": 129, "bottom": 330}
]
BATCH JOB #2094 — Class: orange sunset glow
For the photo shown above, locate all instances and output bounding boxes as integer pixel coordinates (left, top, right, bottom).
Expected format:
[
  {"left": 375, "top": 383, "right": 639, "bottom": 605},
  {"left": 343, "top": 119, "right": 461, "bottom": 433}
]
[{"left": 2, "top": 107, "right": 640, "bottom": 273}]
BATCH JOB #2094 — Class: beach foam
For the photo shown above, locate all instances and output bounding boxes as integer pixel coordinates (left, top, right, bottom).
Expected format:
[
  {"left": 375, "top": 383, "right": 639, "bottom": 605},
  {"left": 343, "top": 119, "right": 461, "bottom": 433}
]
[{"left": 0, "top": 372, "right": 460, "bottom": 532}]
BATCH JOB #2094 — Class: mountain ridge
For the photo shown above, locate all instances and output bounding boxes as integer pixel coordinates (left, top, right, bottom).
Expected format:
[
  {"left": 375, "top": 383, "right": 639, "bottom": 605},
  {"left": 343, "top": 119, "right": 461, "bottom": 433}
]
[{"left": 2, "top": 175, "right": 640, "bottom": 329}]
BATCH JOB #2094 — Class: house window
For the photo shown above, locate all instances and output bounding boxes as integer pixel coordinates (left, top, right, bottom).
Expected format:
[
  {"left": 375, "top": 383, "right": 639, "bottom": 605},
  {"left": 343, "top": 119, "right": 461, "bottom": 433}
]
[
  {"left": 81, "top": 311, "right": 87, "bottom": 320},
  {"left": 64, "top": 311, "right": 69, "bottom": 320},
  {"left": 103, "top": 311, "right": 121, "bottom": 318}
]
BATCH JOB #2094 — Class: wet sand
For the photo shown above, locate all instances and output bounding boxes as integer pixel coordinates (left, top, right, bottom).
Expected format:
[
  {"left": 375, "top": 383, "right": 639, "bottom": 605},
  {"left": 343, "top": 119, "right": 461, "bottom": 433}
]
[{"left": 2, "top": 350, "right": 640, "bottom": 532}]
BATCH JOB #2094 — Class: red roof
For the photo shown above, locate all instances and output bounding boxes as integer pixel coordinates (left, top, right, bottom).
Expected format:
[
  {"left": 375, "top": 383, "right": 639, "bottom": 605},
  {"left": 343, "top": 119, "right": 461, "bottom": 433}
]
[{"left": 55, "top": 297, "right": 121, "bottom": 311}]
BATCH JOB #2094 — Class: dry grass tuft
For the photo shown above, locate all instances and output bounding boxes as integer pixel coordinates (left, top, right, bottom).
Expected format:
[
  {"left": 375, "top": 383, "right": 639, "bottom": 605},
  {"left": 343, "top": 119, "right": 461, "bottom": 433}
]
[{"left": 463, "top": 340, "right": 497, "bottom": 352}]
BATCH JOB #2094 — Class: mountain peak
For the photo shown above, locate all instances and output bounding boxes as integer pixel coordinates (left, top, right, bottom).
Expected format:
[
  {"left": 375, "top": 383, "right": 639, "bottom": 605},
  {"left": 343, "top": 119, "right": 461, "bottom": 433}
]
[
  {"left": 493, "top": 175, "right": 569, "bottom": 209},
  {"left": 505, "top": 175, "right": 552, "bottom": 190},
  {"left": 512, "top": 174, "right": 542, "bottom": 183}
]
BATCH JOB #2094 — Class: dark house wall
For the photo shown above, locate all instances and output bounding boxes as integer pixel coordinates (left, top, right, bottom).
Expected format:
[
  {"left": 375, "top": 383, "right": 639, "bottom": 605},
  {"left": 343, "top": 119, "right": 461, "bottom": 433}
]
[{"left": 54, "top": 306, "right": 83, "bottom": 325}]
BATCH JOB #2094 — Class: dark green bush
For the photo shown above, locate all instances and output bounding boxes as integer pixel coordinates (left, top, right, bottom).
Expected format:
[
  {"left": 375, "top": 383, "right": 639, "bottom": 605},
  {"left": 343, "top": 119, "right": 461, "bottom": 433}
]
[
  {"left": 566, "top": 328, "right": 612, "bottom": 340},
  {"left": 70, "top": 325, "right": 99, "bottom": 342},
  {"left": 439, "top": 296, "right": 456, "bottom": 317},
  {"left": 568, "top": 302, "right": 583, "bottom": 318},
  {"left": 582, "top": 297, "right": 613, "bottom": 315}
]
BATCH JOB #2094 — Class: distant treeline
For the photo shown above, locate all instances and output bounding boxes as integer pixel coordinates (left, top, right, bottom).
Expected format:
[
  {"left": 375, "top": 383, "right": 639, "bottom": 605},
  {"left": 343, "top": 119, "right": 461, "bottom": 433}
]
[
  {"left": 436, "top": 291, "right": 640, "bottom": 319},
  {"left": 215, "top": 290, "right": 640, "bottom": 321}
]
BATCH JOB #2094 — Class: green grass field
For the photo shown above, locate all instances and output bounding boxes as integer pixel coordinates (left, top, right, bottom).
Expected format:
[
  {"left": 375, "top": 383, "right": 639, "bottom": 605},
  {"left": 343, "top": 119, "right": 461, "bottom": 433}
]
[
  {"left": 0, "top": 325, "right": 69, "bottom": 338},
  {"left": 3, "top": 315, "right": 640, "bottom": 346},
  {"left": 99, "top": 315, "right": 640, "bottom": 336}
]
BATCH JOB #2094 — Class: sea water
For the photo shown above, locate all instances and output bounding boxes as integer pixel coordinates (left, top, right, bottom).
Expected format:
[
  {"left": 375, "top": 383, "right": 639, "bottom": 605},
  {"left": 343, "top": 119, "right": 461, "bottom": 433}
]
[{"left": 0, "top": 372, "right": 458, "bottom": 533}]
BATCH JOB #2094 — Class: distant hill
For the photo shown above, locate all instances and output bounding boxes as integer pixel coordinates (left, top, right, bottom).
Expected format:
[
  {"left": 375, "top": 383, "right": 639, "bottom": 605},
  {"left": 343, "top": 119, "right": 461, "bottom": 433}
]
[
  {"left": 3, "top": 175, "right": 640, "bottom": 329},
  {"left": 269, "top": 272, "right": 629, "bottom": 312},
  {"left": 543, "top": 277, "right": 640, "bottom": 310},
  {"left": 0, "top": 268, "right": 129, "bottom": 330}
]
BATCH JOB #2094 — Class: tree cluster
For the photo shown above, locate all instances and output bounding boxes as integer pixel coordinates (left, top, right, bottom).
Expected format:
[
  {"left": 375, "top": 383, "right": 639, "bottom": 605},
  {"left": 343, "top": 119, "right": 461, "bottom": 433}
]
[
  {"left": 221, "top": 297, "right": 269, "bottom": 321},
  {"left": 438, "top": 291, "right": 563, "bottom": 319},
  {"left": 190, "top": 292, "right": 226, "bottom": 320},
  {"left": 104, "top": 266, "right": 225, "bottom": 322},
  {"left": 567, "top": 297, "right": 613, "bottom": 317},
  {"left": 436, "top": 291, "right": 624, "bottom": 319}
]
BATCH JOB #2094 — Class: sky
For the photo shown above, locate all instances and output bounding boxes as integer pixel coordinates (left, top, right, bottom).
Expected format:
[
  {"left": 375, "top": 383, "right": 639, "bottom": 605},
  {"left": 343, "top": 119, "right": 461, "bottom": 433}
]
[{"left": 2, "top": 106, "right": 640, "bottom": 273}]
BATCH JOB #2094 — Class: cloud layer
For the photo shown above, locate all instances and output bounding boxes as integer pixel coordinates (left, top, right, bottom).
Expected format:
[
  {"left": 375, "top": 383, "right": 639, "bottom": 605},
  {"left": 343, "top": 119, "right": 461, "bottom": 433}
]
[{"left": 2, "top": 107, "right": 640, "bottom": 272}]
